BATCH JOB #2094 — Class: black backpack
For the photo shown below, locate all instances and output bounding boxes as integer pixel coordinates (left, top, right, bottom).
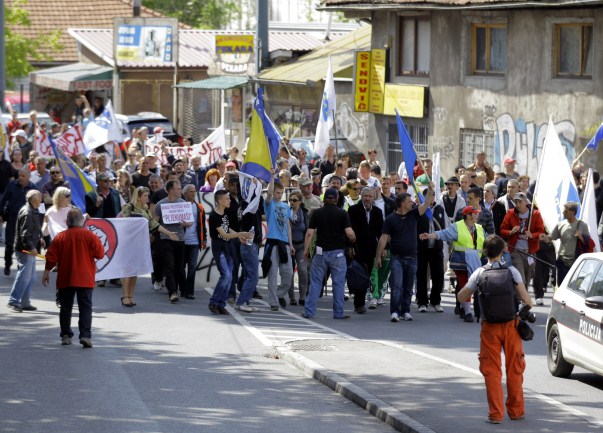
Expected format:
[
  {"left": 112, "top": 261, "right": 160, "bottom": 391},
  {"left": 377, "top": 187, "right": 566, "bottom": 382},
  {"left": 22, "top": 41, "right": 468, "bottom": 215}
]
[{"left": 477, "top": 264, "right": 517, "bottom": 323}]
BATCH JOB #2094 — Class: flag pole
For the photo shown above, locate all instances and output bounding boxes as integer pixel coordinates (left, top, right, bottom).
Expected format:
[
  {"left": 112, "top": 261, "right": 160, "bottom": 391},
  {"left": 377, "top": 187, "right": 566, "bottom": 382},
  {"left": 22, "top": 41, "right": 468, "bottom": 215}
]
[{"left": 572, "top": 146, "right": 589, "bottom": 164}]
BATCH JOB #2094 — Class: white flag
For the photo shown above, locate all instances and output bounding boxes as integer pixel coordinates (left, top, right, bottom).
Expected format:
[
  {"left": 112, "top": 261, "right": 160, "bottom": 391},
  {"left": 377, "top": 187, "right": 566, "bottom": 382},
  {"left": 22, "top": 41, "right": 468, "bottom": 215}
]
[
  {"left": 314, "top": 58, "right": 336, "bottom": 159},
  {"left": 0, "top": 109, "right": 9, "bottom": 161},
  {"left": 238, "top": 171, "right": 262, "bottom": 215},
  {"left": 144, "top": 124, "right": 226, "bottom": 165},
  {"left": 83, "top": 100, "right": 121, "bottom": 151},
  {"left": 432, "top": 152, "right": 441, "bottom": 201},
  {"left": 84, "top": 218, "right": 154, "bottom": 280},
  {"left": 580, "top": 168, "right": 601, "bottom": 252},
  {"left": 533, "top": 116, "right": 581, "bottom": 233},
  {"left": 34, "top": 126, "right": 54, "bottom": 159}
]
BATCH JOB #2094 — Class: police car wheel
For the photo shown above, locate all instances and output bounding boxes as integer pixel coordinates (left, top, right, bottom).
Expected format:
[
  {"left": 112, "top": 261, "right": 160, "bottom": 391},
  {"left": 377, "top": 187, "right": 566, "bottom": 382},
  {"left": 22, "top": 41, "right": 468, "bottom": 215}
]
[{"left": 547, "top": 324, "right": 574, "bottom": 378}]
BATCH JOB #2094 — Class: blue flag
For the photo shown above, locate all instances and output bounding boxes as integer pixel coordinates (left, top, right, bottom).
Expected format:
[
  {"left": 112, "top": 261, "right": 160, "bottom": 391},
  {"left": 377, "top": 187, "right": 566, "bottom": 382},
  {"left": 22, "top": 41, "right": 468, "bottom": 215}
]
[
  {"left": 395, "top": 109, "right": 431, "bottom": 219},
  {"left": 50, "top": 136, "right": 98, "bottom": 213},
  {"left": 241, "top": 88, "right": 281, "bottom": 183},
  {"left": 586, "top": 120, "right": 603, "bottom": 151}
]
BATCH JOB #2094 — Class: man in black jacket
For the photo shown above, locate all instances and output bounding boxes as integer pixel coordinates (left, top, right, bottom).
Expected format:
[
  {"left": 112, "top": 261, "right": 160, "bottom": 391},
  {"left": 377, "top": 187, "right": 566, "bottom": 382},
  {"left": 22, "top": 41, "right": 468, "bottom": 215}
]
[
  {"left": 348, "top": 187, "right": 383, "bottom": 314},
  {"left": 0, "top": 168, "right": 38, "bottom": 276},
  {"left": 7, "top": 190, "right": 44, "bottom": 312},
  {"left": 416, "top": 199, "right": 447, "bottom": 312}
]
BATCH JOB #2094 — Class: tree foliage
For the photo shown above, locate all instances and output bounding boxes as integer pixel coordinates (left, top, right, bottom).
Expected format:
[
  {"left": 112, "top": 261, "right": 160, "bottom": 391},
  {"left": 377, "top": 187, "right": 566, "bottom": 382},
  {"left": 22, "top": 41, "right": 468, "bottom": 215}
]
[
  {"left": 4, "top": 0, "right": 62, "bottom": 82},
  {"left": 143, "top": 0, "right": 239, "bottom": 29}
]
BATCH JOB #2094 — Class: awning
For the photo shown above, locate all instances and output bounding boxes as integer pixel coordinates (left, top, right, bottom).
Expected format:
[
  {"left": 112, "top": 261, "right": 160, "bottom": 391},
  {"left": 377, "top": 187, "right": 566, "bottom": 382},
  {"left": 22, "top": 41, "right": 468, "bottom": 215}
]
[
  {"left": 175, "top": 75, "right": 249, "bottom": 90},
  {"left": 30, "top": 63, "right": 113, "bottom": 92},
  {"left": 256, "top": 25, "right": 371, "bottom": 85}
]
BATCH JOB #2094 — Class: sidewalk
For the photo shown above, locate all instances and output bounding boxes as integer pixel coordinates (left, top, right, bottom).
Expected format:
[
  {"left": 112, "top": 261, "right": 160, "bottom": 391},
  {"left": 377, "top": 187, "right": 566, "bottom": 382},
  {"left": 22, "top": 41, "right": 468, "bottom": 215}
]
[{"left": 274, "top": 339, "right": 601, "bottom": 433}]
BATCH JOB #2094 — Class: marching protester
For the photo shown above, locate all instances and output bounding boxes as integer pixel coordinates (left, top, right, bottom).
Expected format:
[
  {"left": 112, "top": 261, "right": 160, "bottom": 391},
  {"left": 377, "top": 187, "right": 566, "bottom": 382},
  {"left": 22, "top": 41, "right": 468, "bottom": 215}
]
[
  {"left": 457, "top": 234, "right": 532, "bottom": 425},
  {"left": 0, "top": 168, "right": 38, "bottom": 276},
  {"left": 42, "top": 208, "right": 104, "bottom": 348},
  {"left": 377, "top": 183, "right": 434, "bottom": 322},
  {"left": 288, "top": 189, "right": 309, "bottom": 306},
  {"left": 7, "top": 190, "right": 44, "bottom": 312},
  {"left": 182, "top": 184, "right": 207, "bottom": 300},
  {"left": 121, "top": 186, "right": 179, "bottom": 307}
]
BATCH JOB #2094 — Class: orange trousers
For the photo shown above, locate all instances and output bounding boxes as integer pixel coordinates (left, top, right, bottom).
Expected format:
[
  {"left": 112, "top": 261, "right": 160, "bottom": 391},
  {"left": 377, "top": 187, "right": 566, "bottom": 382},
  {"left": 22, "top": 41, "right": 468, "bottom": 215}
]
[{"left": 479, "top": 319, "right": 526, "bottom": 421}]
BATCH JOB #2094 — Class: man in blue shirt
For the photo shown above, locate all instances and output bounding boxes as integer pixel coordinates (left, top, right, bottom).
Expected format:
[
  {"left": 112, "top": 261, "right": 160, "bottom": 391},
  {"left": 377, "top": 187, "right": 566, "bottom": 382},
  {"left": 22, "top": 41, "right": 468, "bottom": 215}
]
[{"left": 264, "top": 170, "right": 294, "bottom": 311}]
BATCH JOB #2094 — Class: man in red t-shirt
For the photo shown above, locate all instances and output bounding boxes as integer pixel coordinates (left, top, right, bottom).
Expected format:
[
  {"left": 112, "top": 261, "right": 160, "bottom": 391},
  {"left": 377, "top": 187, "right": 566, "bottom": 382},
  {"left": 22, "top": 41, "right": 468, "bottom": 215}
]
[{"left": 42, "top": 209, "right": 104, "bottom": 348}]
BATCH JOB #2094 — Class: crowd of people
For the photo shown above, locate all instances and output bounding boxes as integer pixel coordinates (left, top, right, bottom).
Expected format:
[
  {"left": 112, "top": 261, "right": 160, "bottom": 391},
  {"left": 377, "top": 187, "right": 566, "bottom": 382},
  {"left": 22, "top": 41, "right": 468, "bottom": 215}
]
[{"left": 2, "top": 109, "right": 602, "bottom": 333}]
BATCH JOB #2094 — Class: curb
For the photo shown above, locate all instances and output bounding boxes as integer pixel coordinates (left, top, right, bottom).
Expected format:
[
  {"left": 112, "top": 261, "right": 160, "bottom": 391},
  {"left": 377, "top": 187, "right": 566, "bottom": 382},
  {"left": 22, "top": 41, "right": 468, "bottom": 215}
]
[{"left": 274, "top": 344, "right": 436, "bottom": 433}]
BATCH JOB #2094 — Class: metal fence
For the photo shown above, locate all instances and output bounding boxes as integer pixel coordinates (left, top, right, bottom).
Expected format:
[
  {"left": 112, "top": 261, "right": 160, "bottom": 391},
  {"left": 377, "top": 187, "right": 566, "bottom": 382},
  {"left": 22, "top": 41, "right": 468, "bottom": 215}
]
[{"left": 386, "top": 121, "right": 429, "bottom": 173}]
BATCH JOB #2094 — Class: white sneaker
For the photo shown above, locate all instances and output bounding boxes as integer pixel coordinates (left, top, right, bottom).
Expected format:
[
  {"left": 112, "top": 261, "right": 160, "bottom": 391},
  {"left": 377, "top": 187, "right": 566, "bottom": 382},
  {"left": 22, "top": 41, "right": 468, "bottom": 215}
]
[
  {"left": 235, "top": 304, "right": 254, "bottom": 313},
  {"left": 368, "top": 299, "right": 378, "bottom": 309},
  {"left": 403, "top": 312, "right": 413, "bottom": 321},
  {"left": 433, "top": 304, "right": 444, "bottom": 313},
  {"left": 153, "top": 281, "right": 162, "bottom": 291},
  {"left": 536, "top": 298, "right": 544, "bottom": 306},
  {"left": 390, "top": 312, "right": 400, "bottom": 322},
  {"left": 418, "top": 305, "right": 427, "bottom": 313},
  {"left": 377, "top": 297, "right": 386, "bottom": 306}
]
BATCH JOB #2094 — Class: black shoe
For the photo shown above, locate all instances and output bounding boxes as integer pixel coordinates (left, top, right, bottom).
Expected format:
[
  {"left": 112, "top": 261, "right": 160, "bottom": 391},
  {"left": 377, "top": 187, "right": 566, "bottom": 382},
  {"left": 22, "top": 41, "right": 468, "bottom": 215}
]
[
  {"left": 299, "top": 299, "right": 305, "bottom": 306},
  {"left": 21, "top": 305, "right": 38, "bottom": 311},
  {"left": 289, "top": 299, "right": 298, "bottom": 306},
  {"left": 184, "top": 295, "right": 195, "bottom": 300},
  {"left": 278, "top": 297, "right": 287, "bottom": 308},
  {"left": 454, "top": 306, "right": 460, "bottom": 315},
  {"left": 252, "top": 292, "right": 263, "bottom": 299},
  {"left": 459, "top": 310, "right": 466, "bottom": 319},
  {"left": 344, "top": 295, "right": 350, "bottom": 301},
  {"left": 208, "top": 304, "right": 218, "bottom": 314},
  {"left": 3, "top": 267, "right": 10, "bottom": 276},
  {"left": 464, "top": 313, "right": 474, "bottom": 323},
  {"left": 217, "top": 306, "right": 230, "bottom": 315},
  {"left": 355, "top": 307, "right": 367, "bottom": 314},
  {"left": 334, "top": 315, "right": 351, "bottom": 319},
  {"left": 110, "top": 279, "right": 122, "bottom": 287},
  {"left": 7, "top": 303, "right": 22, "bottom": 313}
]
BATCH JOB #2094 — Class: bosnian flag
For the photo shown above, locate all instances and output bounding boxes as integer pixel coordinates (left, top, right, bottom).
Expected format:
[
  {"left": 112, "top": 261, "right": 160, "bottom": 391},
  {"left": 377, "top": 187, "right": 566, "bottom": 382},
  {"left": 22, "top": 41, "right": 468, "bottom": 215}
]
[
  {"left": 314, "top": 57, "right": 336, "bottom": 159},
  {"left": 83, "top": 100, "right": 122, "bottom": 150},
  {"left": 533, "top": 116, "right": 581, "bottom": 233}
]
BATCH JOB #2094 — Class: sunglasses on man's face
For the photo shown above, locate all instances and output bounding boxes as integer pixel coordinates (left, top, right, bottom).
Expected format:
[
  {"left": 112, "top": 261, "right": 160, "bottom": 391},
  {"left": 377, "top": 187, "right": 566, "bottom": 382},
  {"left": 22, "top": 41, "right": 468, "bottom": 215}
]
[{"left": 289, "top": 198, "right": 299, "bottom": 203}]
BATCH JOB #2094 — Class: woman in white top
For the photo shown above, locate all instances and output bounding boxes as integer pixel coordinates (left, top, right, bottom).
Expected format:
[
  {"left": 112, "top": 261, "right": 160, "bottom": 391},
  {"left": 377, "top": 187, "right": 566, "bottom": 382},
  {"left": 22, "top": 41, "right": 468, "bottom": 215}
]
[{"left": 42, "top": 187, "right": 73, "bottom": 239}]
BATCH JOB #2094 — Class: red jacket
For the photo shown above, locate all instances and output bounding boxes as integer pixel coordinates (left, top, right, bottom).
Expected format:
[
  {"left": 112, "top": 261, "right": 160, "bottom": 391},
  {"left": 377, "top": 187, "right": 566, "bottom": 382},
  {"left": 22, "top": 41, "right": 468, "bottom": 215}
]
[
  {"left": 500, "top": 206, "right": 545, "bottom": 254},
  {"left": 45, "top": 227, "right": 104, "bottom": 289}
]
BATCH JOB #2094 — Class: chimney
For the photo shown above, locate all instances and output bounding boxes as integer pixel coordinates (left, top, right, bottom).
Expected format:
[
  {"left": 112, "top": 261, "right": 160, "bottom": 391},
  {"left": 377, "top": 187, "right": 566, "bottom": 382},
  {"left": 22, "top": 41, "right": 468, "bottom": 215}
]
[{"left": 133, "top": 0, "right": 141, "bottom": 17}]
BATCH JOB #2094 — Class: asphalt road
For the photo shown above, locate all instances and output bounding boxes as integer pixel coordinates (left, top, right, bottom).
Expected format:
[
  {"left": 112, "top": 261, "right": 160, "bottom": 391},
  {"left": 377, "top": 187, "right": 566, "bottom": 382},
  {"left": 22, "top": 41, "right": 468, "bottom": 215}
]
[{"left": 1, "top": 246, "right": 602, "bottom": 432}]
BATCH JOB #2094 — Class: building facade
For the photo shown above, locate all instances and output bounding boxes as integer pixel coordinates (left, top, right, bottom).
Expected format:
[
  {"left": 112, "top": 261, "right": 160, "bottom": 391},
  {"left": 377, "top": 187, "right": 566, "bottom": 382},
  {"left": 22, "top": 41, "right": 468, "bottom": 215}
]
[{"left": 320, "top": 1, "right": 603, "bottom": 178}]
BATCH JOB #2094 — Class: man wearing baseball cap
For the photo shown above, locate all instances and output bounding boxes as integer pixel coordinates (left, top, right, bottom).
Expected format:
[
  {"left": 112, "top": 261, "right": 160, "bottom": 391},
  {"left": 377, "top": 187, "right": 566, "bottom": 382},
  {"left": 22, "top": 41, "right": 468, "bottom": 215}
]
[
  {"left": 503, "top": 157, "right": 519, "bottom": 180},
  {"left": 11, "top": 129, "right": 33, "bottom": 159},
  {"left": 420, "top": 205, "right": 486, "bottom": 322}
]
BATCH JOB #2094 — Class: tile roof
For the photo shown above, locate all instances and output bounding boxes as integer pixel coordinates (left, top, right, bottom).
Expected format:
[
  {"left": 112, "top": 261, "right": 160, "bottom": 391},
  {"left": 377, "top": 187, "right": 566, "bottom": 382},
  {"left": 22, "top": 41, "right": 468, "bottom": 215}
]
[
  {"left": 69, "top": 29, "right": 339, "bottom": 68},
  {"left": 5, "top": 0, "right": 184, "bottom": 63},
  {"left": 320, "top": 0, "right": 601, "bottom": 7}
]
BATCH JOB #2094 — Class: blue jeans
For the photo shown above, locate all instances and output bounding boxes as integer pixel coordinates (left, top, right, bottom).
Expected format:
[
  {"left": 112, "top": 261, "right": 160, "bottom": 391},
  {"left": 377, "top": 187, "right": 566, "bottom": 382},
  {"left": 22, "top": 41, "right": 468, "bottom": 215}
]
[
  {"left": 228, "top": 241, "right": 241, "bottom": 298},
  {"left": 184, "top": 244, "right": 200, "bottom": 297},
  {"left": 209, "top": 241, "right": 233, "bottom": 308},
  {"left": 304, "top": 249, "right": 347, "bottom": 318},
  {"left": 9, "top": 251, "right": 37, "bottom": 307},
  {"left": 237, "top": 242, "right": 259, "bottom": 305},
  {"left": 389, "top": 255, "right": 417, "bottom": 315}
]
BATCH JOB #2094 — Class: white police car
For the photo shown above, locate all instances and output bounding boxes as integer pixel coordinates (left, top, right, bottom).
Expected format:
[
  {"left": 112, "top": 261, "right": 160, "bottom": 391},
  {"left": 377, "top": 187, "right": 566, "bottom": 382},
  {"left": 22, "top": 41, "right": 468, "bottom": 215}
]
[{"left": 546, "top": 253, "right": 603, "bottom": 377}]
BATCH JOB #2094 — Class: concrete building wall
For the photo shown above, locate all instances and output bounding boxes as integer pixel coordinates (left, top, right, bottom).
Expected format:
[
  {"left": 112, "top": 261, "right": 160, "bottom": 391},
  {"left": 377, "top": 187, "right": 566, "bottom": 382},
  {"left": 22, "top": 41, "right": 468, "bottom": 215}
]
[{"left": 367, "top": 8, "right": 603, "bottom": 179}]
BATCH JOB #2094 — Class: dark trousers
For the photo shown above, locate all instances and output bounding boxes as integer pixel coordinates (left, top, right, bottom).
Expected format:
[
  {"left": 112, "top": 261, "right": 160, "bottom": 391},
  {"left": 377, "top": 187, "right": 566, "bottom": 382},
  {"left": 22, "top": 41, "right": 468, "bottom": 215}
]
[
  {"left": 533, "top": 241, "right": 556, "bottom": 298},
  {"left": 151, "top": 237, "right": 163, "bottom": 283},
  {"left": 3, "top": 215, "right": 17, "bottom": 269},
  {"left": 59, "top": 287, "right": 93, "bottom": 339},
  {"left": 159, "top": 239, "right": 186, "bottom": 297},
  {"left": 183, "top": 244, "right": 200, "bottom": 297},
  {"left": 555, "top": 259, "right": 572, "bottom": 287},
  {"left": 416, "top": 248, "right": 444, "bottom": 306},
  {"left": 354, "top": 253, "right": 373, "bottom": 309}
]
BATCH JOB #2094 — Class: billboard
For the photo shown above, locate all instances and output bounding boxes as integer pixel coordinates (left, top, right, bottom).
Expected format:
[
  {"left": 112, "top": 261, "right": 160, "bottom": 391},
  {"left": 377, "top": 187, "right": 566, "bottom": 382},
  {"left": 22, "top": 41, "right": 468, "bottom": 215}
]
[
  {"left": 114, "top": 18, "right": 178, "bottom": 65},
  {"left": 209, "top": 35, "right": 255, "bottom": 75}
]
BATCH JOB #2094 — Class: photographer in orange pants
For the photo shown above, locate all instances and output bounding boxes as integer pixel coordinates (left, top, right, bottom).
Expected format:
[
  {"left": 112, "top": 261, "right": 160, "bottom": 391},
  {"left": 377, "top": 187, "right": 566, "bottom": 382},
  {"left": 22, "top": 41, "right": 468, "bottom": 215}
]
[{"left": 458, "top": 235, "right": 533, "bottom": 424}]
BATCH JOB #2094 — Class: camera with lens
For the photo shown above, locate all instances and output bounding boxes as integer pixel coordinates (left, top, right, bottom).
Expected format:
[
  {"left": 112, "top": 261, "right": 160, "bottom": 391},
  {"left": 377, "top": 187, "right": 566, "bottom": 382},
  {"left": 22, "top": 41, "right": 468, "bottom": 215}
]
[{"left": 517, "top": 303, "right": 536, "bottom": 323}]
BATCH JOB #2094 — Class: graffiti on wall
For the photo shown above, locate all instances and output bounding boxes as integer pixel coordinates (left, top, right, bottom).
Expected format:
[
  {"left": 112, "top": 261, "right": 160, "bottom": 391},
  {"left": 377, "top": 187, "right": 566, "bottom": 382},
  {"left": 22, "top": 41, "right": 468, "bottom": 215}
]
[
  {"left": 432, "top": 136, "right": 456, "bottom": 163},
  {"left": 432, "top": 107, "right": 448, "bottom": 124},
  {"left": 338, "top": 102, "right": 368, "bottom": 147},
  {"left": 484, "top": 111, "right": 577, "bottom": 179}
]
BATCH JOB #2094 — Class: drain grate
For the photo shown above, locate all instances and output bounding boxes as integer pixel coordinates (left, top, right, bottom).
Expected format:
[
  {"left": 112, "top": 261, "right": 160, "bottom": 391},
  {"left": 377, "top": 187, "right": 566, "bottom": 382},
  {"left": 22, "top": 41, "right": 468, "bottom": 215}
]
[{"left": 288, "top": 343, "right": 337, "bottom": 352}]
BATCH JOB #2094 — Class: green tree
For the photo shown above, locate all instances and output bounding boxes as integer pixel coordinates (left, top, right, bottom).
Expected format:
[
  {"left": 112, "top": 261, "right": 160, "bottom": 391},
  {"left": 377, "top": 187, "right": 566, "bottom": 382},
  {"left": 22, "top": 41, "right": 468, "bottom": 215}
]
[
  {"left": 4, "top": 0, "right": 62, "bottom": 84},
  {"left": 143, "top": 0, "right": 239, "bottom": 29}
]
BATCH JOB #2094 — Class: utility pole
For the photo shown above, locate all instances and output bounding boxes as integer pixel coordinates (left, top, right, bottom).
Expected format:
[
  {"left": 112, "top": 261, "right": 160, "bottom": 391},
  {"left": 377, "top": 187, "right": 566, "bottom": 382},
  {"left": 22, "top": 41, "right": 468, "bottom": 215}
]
[
  {"left": 0, "top": 0, "right": 6, "bottom": 110},
  {"left": 256, "top": 0, "right": 269, "bottom": 73}
]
